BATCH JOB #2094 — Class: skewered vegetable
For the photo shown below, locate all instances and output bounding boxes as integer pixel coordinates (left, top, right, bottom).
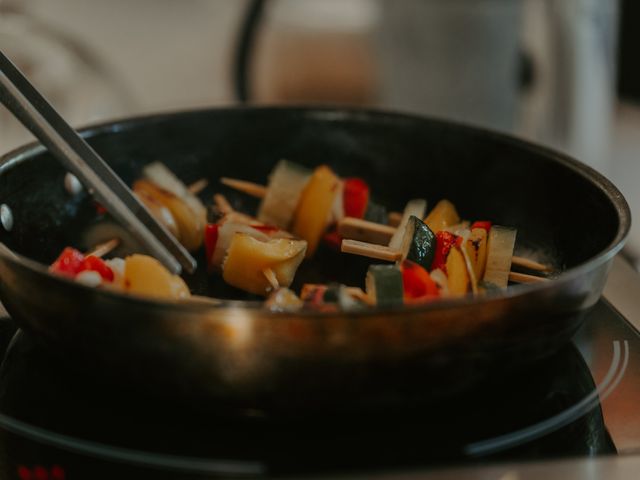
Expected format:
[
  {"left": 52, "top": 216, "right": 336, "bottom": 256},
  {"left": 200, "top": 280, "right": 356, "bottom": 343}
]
[
  {"left": 388, "top": 199, "right": 427, "bottom": 251},
  {"left": 50, "top": 247, "right": 189, "bottom": 300},
  {"left": 483, "top": 226, "right": 518, "bottom": 288},
  {"left": 424, "top": 199, "right": 460, "bottom": 233},
  {"left": 401, "top": 260, "right": 439, "bottom": 301},
  {"left": 464, "top": 227, "right": 489, "bottom": 280},
  {"left": 398, "top": 216, "right": 437, "bottom": 270},
  {"left": 343, "top": 178, "right": 370, "bottom": 219},
  {"left": 366, "top": 264, "right": 404, "bottom": 307},
  {"left": 50, "top": 159, "right": 550, "bottom": 307},
  {"left": 446, "top": 246, "right": 470, "bottom": 296},
  {"left": 222, "top": 234, "right": 307, "bottom": 296},
  {"left": 265, "top": 288, "right": 304, "bottom": 311},
  {"left": 292, "top": 165, "right": 340, "bottom": 257},
  {"left": 140, "top": 162, "right": 207, "bottom": 251},
  {"left": 257, "top": 160, "right": 311, "bottom": 228},
  {"left": 123, "top": 254, "right": 190, "bottom": 300},
  {"left": 431, "top": 231, "right": 457, "bottom": 272}
]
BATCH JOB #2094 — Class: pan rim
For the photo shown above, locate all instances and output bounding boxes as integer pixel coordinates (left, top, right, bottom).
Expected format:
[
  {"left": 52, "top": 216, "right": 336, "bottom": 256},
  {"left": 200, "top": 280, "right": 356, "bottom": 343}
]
[{"left": 0, "top": 105, "right": 631, "bottom": 317}]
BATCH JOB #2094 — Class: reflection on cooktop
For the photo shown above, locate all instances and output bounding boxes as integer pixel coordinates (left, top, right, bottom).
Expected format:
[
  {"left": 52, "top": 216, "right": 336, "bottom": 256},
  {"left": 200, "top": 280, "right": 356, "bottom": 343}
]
[{"left": 0, "top": 304, "right": 618, "bottom": 478}]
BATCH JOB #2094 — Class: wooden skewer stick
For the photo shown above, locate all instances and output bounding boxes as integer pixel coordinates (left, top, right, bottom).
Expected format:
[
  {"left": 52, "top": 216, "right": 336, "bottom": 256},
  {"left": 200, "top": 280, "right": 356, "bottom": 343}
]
[
  {"left": 221, "top": 176, "right": 407, "bottom": 225},
  {"left": 213, "top": 193, "right": 235, "bottom": 216},
  {"left": 342, "top": 238, "right": 552, "bottom": 284},
  {"left": 221, "top": 177, "right": 554, "bottom": 274},
  {"left": 85, "top": 238, "right": 120, "bottom": 258},
  {"left": 338, "top": 217, "right": 552, "bottom": 274},
  {"left": 388, "top": 211, "right": 403, "bottom": 228},
  {"left": 262, "top": 268, "right": 280, "bottom": 291},
  {"left": 338, "top": 217, "right": 396, "bottom": 245},
  {"left": 345, "top": 287, "right": 373, "bottom": 305},
  {"left": 510, "top": 256, "right": 553, "bottom": 272},
  {"left": 341, "top": 239, "right": 402, "bottom": 262},
  {"left": 220, "top": 177, "right": 267, "bottom": 198},
  {"left": 508, "top": 271, "right": 549, "bottom": 284},
  {"left": 187, "top": 178, "right": 208, "bottom": 195}
]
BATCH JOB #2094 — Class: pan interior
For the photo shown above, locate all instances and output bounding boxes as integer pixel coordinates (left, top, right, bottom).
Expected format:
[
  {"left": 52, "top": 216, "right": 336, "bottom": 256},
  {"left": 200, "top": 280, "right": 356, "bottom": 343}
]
[{"left": 0, "top": 108, "right": 622, "bottom": 300}]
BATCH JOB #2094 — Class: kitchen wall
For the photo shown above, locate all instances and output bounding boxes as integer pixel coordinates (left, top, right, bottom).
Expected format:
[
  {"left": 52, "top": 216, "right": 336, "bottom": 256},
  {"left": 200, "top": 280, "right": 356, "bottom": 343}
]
[
  {"left": 26, "top": 0, "right": 245, "bottom": 113},
  {"left": 10, "top": 0, "right": 640, "bottom": 259}
]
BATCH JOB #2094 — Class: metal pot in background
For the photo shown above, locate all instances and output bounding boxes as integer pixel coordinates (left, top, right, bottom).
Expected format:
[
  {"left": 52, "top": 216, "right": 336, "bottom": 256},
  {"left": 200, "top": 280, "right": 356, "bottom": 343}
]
[{"left": 244, "top": 0, "right": 619, "bottom": 173}]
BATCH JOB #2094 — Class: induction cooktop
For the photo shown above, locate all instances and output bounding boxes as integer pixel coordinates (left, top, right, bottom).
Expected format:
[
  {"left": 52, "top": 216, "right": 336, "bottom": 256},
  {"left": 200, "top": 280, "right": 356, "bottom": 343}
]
[{"left": 0, "top": 257, "right": 639, "bottom": 480}]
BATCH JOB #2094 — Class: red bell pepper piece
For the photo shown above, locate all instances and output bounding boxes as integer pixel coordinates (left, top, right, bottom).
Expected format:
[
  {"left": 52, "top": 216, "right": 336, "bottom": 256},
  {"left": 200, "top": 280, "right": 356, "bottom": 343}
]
[
  {"left": 343, "top": 178, "right": 370, "bottom": 219},
  {"left": 251, "top": 224, "right": 281, "bottom": 234},
  {"left": 204, "top": 223, "right": 219, "bottom": 272},
  {"left": 322, "top": 230, "right": 343, "bottom": 251},
  {"left": 401, "top": 260, "right": 439, "bottom": 300},
  {"left": 50, "top": 247, "right": 85, "bottom": 277},
  {"left": 471, "top": 221, "right": 492, "bottom": 232},
  {"left": 94, "top": 201, "right": 107, "bottom": 215},
  {"left": 431, "top": 231, "right": 458, "bottom": 273},
  {"left": 80, "top": 256, "right": 114, "bottom": 282}
]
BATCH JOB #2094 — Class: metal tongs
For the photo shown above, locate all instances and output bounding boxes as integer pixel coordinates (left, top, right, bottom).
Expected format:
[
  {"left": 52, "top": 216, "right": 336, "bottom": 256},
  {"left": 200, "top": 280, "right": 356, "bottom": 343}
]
[{"left": 0, "top": 50, "right": 196, "bottom": 275}]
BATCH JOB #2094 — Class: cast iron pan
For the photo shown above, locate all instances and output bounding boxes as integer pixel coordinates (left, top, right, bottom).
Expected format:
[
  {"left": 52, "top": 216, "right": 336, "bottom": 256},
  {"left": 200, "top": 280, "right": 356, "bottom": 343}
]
[{"left": 0, "top": 107, "right": 630, "bottom": 413}]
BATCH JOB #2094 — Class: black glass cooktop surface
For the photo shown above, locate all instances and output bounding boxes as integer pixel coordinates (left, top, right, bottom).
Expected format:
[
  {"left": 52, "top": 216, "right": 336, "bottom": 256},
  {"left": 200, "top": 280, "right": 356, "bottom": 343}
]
[{"left": 0, "top": 299, "right": 636, "bottom": 479}]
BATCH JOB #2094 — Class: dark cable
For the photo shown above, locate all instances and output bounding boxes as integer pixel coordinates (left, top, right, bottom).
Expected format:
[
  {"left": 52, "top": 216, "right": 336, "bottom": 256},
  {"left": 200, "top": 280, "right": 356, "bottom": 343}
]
[{"left": 233, "top": 0, "right": 267, "bottom": 103}]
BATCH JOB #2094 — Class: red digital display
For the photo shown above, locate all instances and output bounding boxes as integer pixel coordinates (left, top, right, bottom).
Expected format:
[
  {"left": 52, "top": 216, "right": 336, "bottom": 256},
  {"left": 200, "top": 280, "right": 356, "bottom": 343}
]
[{"left": 17, "top": 465, "right": 65, "bottom": 480}]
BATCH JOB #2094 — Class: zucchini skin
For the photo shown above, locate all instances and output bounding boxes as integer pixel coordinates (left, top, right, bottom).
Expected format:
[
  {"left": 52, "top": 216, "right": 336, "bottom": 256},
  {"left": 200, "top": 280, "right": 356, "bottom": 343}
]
[
  {"left": 405, "top": 216, "right": 436, "bottom": 271},
  {"left": 366, "top": 264, "right": 404, "bottom": 307}
]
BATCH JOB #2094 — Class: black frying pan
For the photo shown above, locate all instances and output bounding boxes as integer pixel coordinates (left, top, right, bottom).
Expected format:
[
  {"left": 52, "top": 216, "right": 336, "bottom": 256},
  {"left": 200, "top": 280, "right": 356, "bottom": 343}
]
[{"left": 0, "top": 107, "right": 630, "bottom": 413}]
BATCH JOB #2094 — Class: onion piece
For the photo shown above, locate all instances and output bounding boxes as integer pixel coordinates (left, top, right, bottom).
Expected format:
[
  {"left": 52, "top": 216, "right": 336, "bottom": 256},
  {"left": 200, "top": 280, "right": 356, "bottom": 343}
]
[
  {"left": 258, "top": 160, "right": 311, "bottom": 229},
  {"left": 429, "top": 268, "right": 449, "bottom": 296},
  {"left": 456, "top": 229, "right": 479, "bottom": 295},
  {"left": 211, "top": 222, "right": 270, "bottom": 269},
  {"left": 388, "top": 199, "right": 427, "bottom": 251},
  {"left": 483, "top": 226, "right": 517, "bottom": 288}
]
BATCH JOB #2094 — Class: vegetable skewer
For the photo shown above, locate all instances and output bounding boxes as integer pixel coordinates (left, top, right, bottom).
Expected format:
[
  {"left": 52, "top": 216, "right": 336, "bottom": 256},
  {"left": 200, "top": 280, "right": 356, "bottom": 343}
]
[
  {"left": 220, "top": 176, "right": 552, "bottom": 274},
  {"left": 337, "top": 217, "right": 551, "bottom": 273}
]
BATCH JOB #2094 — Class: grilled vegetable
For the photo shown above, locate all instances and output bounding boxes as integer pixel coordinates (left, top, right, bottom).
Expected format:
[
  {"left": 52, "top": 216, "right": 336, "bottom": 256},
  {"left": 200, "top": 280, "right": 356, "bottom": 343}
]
[
  {"left": 204, "top": 224, "right": 219, "bottom": 272},
  {"left": 141, "top": 162, "right": 207, "bottom": 251},
  {"left": 445, "top": 246, "right": 469, "bottom": 296},
  {"left": 50, "top": 247, "right": 114, "bottom": 283},
  {"left": 123, "top": 254, "right": 190, "bottom": 300},
  {"left": 50, "top": 247, "right": 85, "bottom": 278},
  {"left": 431, "top": 230, "right": 457, "bottom": 272},
  {"left": 398, "top": 216, "right": 436, "bottom": 270},
  {"left": 265, "top": 288, "right": 304, "bottom": 311},
  {"left": 424, "top": 199, "right": 460, "bottom": 233},
  {"left": 401, "top": 260, "right": 439, "bottom": 301},
  {"left": 343, "top": 178, "right": 370, "bottom": 219},
  {"left": 222, "top": 234, "right": 307, "bottom": 296},
  {"left": 388, "top": 199, "right": 427, "bottom": 250},
  {"left": 483, "top": 226, "right": 517, "bottom": 288},
  {"left": 464, "top": 227, "right": 489, "bottom": 280},
  {"left": 471, "top": 220, "right": 492, "bottom": 233},
  {"left": 210, "top": 222, "right": 270, "bottom": 270},
  {"left": 363, "top": 200, "right": 388, "bottom": 224},
  {"left": 135, "top": 188, "right": 179, "bottom": 238},
  {"left": 366, "top": 264, "right": 404, "bottom": 307},
  {"left": 292, "top": 165, "right": 340, "bottom": 257},
  {"left": 133, "top": 179, "right": 205, "bottom": 251},
  {"left": 258, "top": 160, "right": 311, "bottom": 229}
]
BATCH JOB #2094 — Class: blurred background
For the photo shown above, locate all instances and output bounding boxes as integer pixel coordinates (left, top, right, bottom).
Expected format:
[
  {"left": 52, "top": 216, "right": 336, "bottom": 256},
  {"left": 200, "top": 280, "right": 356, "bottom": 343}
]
[{"left": 1, "top": 0, "right": 639, "bottom": 256}]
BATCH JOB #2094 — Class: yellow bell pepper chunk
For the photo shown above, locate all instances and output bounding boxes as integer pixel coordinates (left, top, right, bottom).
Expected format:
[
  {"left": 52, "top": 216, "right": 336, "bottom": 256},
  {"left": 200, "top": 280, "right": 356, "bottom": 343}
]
[
  {"left": 123, "top": 254, "right": 190, "bottom": 300},
  {"left": 133, "top": 180, "right": 206, "bottom": 251},
  {"left": 446, "top": 247, "right": 469, "bottom": 296},
  {"left": 292, "top": 165, "right": 339, "bottom": 257},
  {"left": 223, "top": 233, "right": 307, "bottom": 296},
  {"left": 424, "top": 199, "right": 460, "bottom": 233},
  {"left": 463, "top": 227, "right": 488, "bottom": 280}
]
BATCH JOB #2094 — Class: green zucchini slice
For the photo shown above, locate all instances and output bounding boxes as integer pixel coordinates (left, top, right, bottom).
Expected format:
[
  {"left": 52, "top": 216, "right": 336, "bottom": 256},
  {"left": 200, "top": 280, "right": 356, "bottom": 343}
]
[
  {"left": 399, "top": 215, "right": 436, "bottom": 270},
  {"left": 366, "top": 264, "right": 404, "bottom": 307}
]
